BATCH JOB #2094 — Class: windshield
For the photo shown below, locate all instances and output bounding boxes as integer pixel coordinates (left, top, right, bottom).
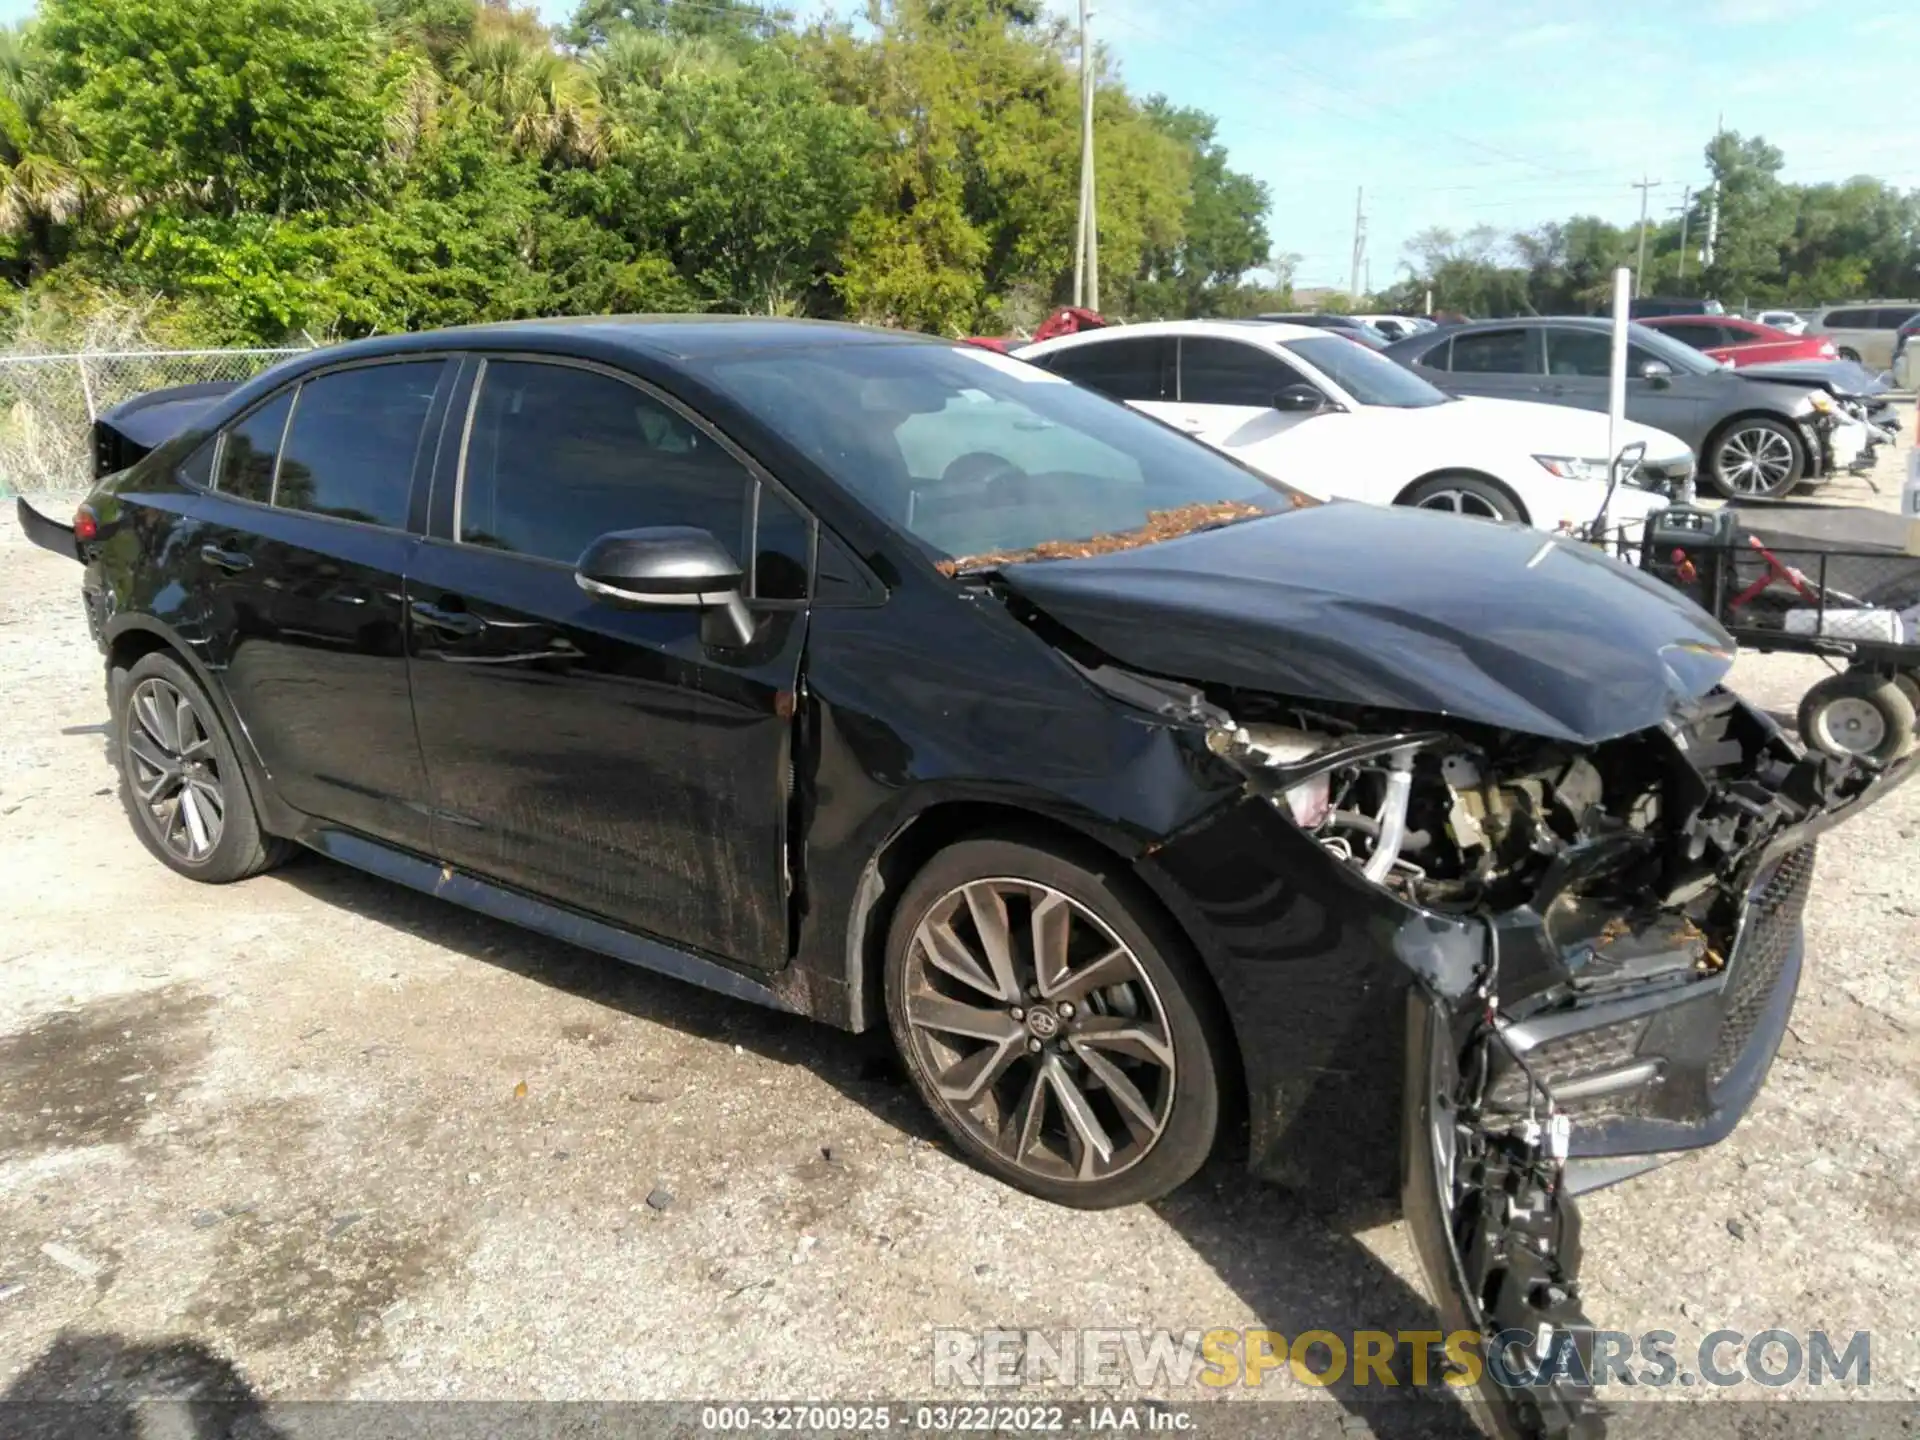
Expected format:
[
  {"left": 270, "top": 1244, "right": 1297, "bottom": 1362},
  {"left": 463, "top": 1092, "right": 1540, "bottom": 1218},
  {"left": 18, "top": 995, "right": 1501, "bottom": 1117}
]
[
  {"left": 697, "top": 342, "right": 1308, "bottom": 568},
  {"left": 1284, "top": 335, "right": 1449, "bottom": 408},
  {"left": 1627, "top": 323, "right": 1722, "bottom": 375}
]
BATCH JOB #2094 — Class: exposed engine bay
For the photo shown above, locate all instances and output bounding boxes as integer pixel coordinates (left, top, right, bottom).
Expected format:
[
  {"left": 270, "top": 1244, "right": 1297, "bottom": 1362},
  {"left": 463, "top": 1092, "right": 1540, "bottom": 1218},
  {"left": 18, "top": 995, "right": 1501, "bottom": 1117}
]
[{"left": 1208, "top": 685, "right": 1871, "bottom": 969}]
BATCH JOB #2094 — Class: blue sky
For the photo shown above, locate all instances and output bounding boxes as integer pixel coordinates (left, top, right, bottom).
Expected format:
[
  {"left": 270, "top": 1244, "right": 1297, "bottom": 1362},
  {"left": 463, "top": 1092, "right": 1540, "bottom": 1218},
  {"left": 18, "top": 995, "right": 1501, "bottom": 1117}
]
[{"left": 4, "top": 0, "right": 1912, "bottom": 293}]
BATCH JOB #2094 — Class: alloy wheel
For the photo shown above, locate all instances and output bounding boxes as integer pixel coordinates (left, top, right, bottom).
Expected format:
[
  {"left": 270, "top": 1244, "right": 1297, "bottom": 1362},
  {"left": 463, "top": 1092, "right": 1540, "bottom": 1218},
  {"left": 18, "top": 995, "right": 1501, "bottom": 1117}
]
[
  {"left": 901, "top": 879, "right": 1176, "bottom": 1184},
  {"left": 1416, "top": 488, "right": 1505, "bottom": 520},
  {"left": 1716, "top": 426, "right": 1795, "bottom": 497},
  {"left": 1810, "top": 695, "right": 1888, "bottom": 757},
  {"left": 125, "top": 677, "right": 227, "bottom": 863}
]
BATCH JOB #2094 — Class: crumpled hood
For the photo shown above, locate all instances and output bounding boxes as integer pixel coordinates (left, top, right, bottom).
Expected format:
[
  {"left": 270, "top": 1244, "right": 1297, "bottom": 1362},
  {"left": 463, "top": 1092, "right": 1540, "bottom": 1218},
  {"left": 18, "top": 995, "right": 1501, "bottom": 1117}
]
[
  {"left": 1442, "top": 396, "right": 1693, "bottom": 464},
  {"left": 999, "top": 502, "right": 1735, "bottom": 743}
]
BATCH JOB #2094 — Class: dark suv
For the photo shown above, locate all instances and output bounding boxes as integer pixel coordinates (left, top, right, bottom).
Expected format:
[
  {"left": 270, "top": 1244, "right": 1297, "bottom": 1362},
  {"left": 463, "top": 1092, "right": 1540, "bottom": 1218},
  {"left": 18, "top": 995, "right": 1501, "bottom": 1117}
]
[{"left": 20, "top": 319, "right": 1910, "bottom": 1438}]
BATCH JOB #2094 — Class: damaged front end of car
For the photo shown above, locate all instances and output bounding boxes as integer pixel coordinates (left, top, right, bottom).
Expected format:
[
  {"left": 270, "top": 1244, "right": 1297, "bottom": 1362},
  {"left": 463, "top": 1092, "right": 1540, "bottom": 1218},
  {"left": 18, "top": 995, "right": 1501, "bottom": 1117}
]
[
  {"left": 1195, "top": 681, "right": 1908, "bottom": 1438},
  {"left": 989, "top": 503, "right": 1911, "bottom": 1437}
]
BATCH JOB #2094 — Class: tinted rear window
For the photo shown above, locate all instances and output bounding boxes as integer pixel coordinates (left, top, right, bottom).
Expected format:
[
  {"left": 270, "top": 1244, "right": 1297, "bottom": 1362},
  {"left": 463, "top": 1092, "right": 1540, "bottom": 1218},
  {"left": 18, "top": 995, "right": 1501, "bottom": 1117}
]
[
  {"left": 1037, "top": 337, "right": 1175, "bottom": 402},
  {"left": 215, "top": 393, "right": 293, "bottom": 504},
  {"left": 1450, "top": 329, "right": 1537, "bottom": 374},
  {"left": 275, "top": 363, "right": 444, "bottom": 529}
]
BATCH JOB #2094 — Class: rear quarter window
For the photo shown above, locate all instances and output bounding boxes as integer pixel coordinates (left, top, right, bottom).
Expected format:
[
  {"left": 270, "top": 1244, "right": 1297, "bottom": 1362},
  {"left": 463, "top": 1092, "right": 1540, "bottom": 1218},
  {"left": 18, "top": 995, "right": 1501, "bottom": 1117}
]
[{"left": 214, "top": 392, "right": 294, "bottom": 504}]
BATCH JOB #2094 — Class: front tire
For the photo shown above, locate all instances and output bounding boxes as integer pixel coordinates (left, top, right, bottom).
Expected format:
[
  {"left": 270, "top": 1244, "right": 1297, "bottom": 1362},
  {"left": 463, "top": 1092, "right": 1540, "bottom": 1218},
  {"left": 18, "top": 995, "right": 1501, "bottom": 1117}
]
[
  {"left": 884, "top": 838, "right": 1222, "bottom": 1209},
  {"left": 1399, "top": 472, "right": 1525, "bottom": 523},
  {"left": 115, "top": 652, "right": 290, "bottom": 882},
  {"left": 1706, "top": 417, "right": 1805, "bottom": 501}
]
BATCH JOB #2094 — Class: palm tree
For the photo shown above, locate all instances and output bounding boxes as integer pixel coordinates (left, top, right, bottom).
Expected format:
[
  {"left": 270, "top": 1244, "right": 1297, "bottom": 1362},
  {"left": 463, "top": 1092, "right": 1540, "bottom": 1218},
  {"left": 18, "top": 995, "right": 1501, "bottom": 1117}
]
[
  {"left": 450, "top": 24, "right": 607, "bottom": 166},
  {"left": 0, "top": 26, "right": 88, "bottom": 275}
]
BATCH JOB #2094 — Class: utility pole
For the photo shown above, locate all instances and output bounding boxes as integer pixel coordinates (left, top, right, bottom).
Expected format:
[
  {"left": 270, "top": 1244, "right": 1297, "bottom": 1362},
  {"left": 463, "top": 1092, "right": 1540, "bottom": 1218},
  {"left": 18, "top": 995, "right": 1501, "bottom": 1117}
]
[
  {"left": 1073, "top": 0, "right": 1098, "bottom": 310},
  {"left": 1348, "top": 187, "right": 1366, "bottom": 305},
  {"left": 1631, "top": 174, "right": 1661, "bottom": 297},
  {"left": 1674, "top": 186, "right": 1692, "bottom": 288}
]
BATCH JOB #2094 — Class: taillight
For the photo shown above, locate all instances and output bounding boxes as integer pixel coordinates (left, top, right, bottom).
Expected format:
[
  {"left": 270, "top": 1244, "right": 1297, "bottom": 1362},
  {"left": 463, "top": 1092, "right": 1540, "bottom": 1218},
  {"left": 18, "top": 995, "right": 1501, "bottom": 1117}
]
[
  {"left": 1819, "top": 342, "right": 1836, "bottom": 357},
  {"left": 72, "top": 505, "right": 98, "bottom": 542}
]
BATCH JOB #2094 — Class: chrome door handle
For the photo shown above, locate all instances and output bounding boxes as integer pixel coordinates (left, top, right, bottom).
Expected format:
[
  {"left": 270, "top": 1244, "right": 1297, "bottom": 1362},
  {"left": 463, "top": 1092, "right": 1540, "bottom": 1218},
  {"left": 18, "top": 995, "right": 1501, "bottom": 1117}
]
[
  {"left": 200, "top": 545, "right": 252, "bottom": 573},
  {"left": 410, "top": 601, "right": 486, "bottom": 638}
]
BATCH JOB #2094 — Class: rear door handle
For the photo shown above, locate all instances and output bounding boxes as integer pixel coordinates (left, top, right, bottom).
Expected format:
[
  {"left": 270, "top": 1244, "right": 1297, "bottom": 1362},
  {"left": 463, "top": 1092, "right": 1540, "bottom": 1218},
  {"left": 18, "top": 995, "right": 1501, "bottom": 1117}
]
[
  {"left": 410, "top": 600, "right": 486, "bottom": 638},
  {"left": 200, "top": 545, "right": 252, "bottom": 573}
]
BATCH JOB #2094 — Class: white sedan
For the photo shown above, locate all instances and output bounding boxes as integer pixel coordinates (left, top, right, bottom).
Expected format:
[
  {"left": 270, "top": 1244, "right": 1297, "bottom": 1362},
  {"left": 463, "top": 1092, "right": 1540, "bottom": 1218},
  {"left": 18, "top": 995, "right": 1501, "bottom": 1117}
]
[{"left": 1016, "top": 320, "right": 1692, "bottom": 534}]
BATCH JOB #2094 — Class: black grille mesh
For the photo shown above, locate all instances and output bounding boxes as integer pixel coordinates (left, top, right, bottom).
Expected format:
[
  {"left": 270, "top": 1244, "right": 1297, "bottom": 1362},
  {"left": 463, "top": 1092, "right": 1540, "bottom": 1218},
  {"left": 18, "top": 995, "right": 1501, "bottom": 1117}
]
[
  {"left": 1487, "top": 1015, "right": 1651, "bottom": 1116},
  {"left": 1709, "top": 844, "right": 1817, "bottom": 1086}
]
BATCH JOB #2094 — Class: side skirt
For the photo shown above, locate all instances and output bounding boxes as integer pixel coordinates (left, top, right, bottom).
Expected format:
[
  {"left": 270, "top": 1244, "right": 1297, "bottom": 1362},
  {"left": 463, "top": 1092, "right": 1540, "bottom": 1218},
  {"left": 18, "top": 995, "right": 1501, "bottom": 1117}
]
[{"left": 304, "top": 828, "right": 803, "bottom": 1016}]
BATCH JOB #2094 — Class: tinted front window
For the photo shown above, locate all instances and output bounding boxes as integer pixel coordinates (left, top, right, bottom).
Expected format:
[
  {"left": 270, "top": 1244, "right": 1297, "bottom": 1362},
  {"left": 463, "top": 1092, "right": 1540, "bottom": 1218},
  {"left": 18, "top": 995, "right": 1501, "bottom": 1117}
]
[
  {"left": 460, "top": 361, "right": 752, "bottom": 567},
  {"left": 215, "top": 392, "right": 293, "bottom": 504},
  {"left": 1286, "top": 336, "right": 1447, "bottom": 407},
  {"left": 1626, "top": 323, "right": 1721, "bottom": 375},
  {"left": 1545, "top": 328, "right": 1614, "bottom": 376},
  {"left": 698, "top": 343, "right": 1303, "bottom": 565},
  {"left": 1180, "top": 337, "right": 1308, "bottom": 406},
  {"left": 1037, "top": 337, "right": 1174, "bottom": 401},
  {"left": 1656, "top": 322, "right": 1722, "bottom": 351},
  {"left": 1450, "top": 329, "right": 1538, "bottom": 374},
  {"left": 1874, "top": 306, "right": 1920, "bottom": 328},
  {"left": 274, "top": 363, "right": 442, "bottom": 529}
]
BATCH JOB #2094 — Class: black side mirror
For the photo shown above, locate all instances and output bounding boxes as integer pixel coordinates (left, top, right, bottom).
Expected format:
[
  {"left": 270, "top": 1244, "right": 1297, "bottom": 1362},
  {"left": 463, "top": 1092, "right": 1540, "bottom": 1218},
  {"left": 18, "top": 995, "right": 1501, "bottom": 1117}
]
[
  {"left": 1638, "top": 358, "right": 1674, "bottom": 388},
  {"left": 575, "top": 526, "right": 753, "bottom": 645},
  {"left": 1275, "top": 384, "right": 1328, "bottom": 413}
]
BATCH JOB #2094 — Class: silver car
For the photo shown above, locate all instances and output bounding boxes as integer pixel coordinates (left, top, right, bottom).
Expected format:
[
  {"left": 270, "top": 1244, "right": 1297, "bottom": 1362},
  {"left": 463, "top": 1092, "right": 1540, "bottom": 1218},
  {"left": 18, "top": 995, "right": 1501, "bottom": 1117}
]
[{"left": 1806, "top": 302, "right": 1920, "bottom": 370}]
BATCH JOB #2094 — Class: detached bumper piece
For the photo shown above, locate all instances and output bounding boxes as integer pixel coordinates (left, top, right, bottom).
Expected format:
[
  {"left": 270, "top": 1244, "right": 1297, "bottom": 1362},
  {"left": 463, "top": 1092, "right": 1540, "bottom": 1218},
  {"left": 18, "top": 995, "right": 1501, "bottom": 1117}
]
[
  {"left": 15, "top": 497, "right": 79, "bottom": 563},
  {"left": 1404, "top": 993, "right": 1602, "bottom": 1440},
  {"left": 1482, "top": 844, "right": 1813, "bottom": 1159}
]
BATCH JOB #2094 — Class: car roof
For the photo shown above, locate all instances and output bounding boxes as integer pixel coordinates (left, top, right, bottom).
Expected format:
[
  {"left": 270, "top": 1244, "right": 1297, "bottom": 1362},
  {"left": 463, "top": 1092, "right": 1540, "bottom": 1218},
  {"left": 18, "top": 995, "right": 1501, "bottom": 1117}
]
[
  {"left": 1018, "top": 318, "right": 1326, "bottom": 348},
  {"left": 285, "top": 315, "right": 942, "bottom": 368}
]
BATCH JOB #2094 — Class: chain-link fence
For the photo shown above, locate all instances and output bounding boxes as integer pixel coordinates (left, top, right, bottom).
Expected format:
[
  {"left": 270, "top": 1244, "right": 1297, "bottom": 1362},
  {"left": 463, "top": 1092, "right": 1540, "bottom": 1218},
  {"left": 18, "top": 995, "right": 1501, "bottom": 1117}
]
[{"left": 0, "top": 348, "right": 309, "bottom": 498}]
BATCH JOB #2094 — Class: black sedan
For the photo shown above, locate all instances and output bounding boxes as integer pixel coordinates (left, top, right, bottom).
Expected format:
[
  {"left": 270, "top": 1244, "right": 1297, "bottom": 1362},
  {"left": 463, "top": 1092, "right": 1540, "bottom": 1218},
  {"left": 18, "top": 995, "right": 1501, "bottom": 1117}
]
[
  {"left": 1383, "top": 316, "right": 1859, "bottom": 501},
  {"left": 19, "top": 318, "right": 1911, "bottom": 1437}
]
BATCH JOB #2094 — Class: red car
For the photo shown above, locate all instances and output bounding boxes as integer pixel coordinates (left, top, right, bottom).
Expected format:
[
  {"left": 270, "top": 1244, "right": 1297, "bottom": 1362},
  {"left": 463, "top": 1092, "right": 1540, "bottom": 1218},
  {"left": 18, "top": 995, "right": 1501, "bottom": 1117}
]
[{"left": 1641, "top": 315, "right": 1837, "bottom": 367}]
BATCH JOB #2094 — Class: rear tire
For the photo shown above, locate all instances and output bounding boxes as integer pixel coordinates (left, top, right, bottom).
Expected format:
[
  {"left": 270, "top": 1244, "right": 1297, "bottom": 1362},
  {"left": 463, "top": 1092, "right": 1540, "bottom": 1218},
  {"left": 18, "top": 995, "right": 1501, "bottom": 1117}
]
[
  {"left": 1796, "top": 670, "right": 1917, "bottom": 764},
  {"left": 1399, "top": 473, "right": 1525, "bottom": 524},
  {"left": 1836, "top": 347, "right": 1861, "bottom": 364},
  {"left": 114, "top": 652, "right": 291, "bottom": 882},
  {"left": 1705, "top": 417, "right": 1805, "bottom": 501},
  {"left": 884, "top": 837, "right": 1222, "bottom": 1209}
]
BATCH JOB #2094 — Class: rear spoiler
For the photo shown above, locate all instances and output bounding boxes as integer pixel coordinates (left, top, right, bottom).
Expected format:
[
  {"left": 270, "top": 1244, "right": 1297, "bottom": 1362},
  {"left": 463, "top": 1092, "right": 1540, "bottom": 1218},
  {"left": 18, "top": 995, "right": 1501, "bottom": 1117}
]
[{"left": 93, "top": 380, "right": 239, "bottom": 478}]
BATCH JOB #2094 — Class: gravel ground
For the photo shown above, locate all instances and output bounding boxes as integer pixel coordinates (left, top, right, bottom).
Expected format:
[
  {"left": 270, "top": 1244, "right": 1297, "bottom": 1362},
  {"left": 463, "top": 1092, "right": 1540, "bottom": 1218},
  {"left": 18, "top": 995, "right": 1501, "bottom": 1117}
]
[{"left": 1, "top": 428, "right": 1916, "bottom": 1437}]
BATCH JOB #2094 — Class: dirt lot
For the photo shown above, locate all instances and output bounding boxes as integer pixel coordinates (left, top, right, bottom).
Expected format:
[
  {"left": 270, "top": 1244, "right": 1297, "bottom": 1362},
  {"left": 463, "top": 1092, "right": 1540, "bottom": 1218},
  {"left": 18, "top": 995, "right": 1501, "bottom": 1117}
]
[{"left": 2, "top": 435, "right": 1918, "bottom": 1435}]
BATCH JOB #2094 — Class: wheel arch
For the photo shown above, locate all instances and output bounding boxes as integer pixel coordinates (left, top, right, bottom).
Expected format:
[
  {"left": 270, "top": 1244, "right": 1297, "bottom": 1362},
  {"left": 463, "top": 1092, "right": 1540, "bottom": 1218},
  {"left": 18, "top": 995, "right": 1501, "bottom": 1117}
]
[
  {"left": 103, "top": 616, "right": 295, "bottom": 838},
  {"left": 841, "top": 799, "right": 1245, "bottom": 1123},
  {"left": 1394, "top": 468, "right": 1530, "bottom": 525}
]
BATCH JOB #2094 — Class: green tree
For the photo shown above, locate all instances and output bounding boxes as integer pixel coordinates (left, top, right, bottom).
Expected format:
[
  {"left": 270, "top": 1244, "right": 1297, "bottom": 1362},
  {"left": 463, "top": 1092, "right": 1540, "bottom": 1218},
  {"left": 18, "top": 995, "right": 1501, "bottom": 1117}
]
[
  {"left": 40, "top": 0, "right": 390, "bottom": 217},
  {"left": 564, "top": 0, "right": 792, "bottom": 50},
  {"left": 1132, "top": 99, "right": 1269, "bottom": 317},
  {"left": 1700, "top": 130, "right": 1794, "bottom": 304}
]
